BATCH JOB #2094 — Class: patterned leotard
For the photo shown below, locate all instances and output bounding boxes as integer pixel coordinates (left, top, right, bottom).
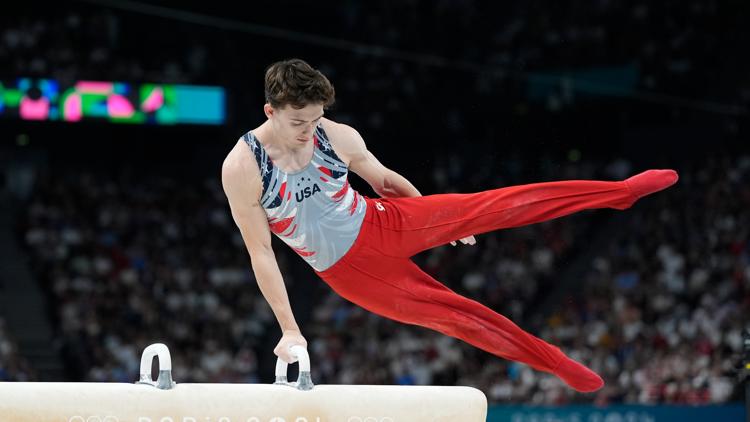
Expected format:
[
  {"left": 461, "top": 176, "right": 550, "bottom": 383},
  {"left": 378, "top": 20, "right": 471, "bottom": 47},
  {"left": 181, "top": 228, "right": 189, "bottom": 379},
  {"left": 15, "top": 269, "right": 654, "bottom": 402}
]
[{"left": 242, "top": 124, "right": 367, "bottom": 271}]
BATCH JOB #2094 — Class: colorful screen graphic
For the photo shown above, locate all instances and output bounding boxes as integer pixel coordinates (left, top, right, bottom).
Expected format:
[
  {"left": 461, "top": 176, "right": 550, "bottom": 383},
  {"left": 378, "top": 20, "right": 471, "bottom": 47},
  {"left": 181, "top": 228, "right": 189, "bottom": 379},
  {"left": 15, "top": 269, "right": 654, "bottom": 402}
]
[{"left": 0, "top": 78, "right": 225, "bottom": 125}]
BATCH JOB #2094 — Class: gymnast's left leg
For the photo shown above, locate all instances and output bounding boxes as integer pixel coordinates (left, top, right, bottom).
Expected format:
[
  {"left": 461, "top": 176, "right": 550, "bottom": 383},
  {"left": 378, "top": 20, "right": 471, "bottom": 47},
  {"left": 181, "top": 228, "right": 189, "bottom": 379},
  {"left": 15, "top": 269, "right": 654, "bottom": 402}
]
[{"left": 317, "top": 253, "right": 604, "bottom": 392}]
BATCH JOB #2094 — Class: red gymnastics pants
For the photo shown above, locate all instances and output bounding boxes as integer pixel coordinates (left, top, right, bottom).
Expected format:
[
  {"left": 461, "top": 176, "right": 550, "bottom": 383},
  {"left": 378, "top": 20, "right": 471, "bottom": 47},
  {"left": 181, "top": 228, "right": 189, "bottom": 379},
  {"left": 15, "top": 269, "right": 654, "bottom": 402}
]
[{"left": 315, "top": 170, "right": 677, "bottom": 392}]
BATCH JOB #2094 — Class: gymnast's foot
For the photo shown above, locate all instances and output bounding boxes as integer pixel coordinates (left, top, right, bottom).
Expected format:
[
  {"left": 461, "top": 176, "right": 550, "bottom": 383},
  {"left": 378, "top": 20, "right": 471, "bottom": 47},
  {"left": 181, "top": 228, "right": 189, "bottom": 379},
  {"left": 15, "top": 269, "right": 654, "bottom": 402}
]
[
  {"left": 625, "top": 169, "right": 679, "bottom": 200},
  {"left": 611, "top": 169, "right": 678, "bottom": 209},
  {"left": 553, "top": 356, "right": 604, "bottom": 393}
]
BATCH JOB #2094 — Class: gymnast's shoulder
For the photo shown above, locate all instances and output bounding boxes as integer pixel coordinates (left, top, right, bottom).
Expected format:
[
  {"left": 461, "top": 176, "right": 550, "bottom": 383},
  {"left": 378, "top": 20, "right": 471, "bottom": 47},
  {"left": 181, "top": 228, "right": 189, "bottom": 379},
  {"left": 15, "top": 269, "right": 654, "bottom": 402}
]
[{"left": 319, "top": 117, "right": 368, "bottom": 166}]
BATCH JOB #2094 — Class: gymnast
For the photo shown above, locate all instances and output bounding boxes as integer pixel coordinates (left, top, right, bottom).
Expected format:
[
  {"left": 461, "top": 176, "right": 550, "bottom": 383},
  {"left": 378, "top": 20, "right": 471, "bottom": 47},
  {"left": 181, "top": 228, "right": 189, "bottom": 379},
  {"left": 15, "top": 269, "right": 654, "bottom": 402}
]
[{"left": 221, "top": 58, "right": 678, "bottom": 393}]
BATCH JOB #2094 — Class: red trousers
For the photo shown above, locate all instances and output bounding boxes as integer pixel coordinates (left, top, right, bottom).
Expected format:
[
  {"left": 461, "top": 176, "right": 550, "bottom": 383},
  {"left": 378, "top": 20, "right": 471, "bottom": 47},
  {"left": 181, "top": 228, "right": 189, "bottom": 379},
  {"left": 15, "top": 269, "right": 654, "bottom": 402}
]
[{"left": 316, "top": 179, "right": 638, "bottom": 373}]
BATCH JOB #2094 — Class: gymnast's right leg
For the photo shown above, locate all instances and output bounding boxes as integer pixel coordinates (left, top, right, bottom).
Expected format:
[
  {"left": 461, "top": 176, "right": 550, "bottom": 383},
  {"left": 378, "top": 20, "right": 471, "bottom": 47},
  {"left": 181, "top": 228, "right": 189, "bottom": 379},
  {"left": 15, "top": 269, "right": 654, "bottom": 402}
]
[{"left": 364, "top": 169, "right": 678, "bottom": 258}]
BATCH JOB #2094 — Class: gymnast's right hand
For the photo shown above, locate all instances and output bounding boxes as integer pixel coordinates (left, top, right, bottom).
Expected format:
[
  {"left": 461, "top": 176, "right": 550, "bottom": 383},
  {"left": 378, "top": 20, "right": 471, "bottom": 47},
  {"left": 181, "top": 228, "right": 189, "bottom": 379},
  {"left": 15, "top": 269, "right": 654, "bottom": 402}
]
[{"left": 274, "top": 329, "right": 308, "bottom": 364}]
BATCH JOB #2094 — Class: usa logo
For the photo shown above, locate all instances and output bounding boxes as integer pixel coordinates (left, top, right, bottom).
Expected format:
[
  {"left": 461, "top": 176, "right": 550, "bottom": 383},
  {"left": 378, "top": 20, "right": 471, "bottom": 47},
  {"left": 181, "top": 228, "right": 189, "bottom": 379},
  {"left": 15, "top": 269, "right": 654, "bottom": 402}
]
[{"left": 295, "top": 183, "right": 322, "bottom": 202}]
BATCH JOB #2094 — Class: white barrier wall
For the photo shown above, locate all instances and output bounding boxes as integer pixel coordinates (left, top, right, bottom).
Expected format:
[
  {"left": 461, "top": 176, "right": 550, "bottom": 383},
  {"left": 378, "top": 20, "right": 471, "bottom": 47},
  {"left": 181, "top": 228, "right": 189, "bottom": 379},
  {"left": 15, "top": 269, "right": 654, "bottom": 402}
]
[{"left": 0, "top": 382, "right": 488, "bottom": 422}]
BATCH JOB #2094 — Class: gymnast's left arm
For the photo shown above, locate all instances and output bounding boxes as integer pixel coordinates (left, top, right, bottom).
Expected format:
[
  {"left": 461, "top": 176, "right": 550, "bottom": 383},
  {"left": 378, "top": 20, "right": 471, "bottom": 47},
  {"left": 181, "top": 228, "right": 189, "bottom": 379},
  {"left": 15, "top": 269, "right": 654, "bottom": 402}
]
[
  {"left": 327, "top": 121, "right": 420, "bottom": 198},
  {"left": 363, "top": 158, "right": 422, "bottom": 199},
  {"left": 325, "top": 119, "right": 475, "bottom": 246}
]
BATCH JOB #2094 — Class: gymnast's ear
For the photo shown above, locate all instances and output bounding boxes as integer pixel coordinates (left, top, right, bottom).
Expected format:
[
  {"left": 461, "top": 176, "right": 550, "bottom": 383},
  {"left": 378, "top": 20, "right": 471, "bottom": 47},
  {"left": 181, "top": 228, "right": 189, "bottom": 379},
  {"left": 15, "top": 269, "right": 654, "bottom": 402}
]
[{"left": 263, "top": 103, "right": 274, "bottom": 119}]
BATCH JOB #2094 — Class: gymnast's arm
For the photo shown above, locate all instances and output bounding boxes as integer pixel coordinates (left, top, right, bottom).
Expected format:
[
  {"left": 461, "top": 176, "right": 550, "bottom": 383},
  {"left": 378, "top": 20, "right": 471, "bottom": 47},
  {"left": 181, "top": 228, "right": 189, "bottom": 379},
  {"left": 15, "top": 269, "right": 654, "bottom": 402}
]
[
  {"left": 323, "top": 119, "right": 421, "bottom": 198},
  {"left": 222, "top": 143, "right": 307, "bottom": 363},
  {"left": 323, "top": 119, "right": 476, "bottom": 246}
]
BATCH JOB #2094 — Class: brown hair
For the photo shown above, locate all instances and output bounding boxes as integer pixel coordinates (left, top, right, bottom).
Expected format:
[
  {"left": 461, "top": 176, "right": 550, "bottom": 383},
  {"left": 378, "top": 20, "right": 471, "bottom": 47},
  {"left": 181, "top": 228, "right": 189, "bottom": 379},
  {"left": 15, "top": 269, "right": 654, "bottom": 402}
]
[{"left": 264, "top": 59, "right": 335, "bottom": 109}]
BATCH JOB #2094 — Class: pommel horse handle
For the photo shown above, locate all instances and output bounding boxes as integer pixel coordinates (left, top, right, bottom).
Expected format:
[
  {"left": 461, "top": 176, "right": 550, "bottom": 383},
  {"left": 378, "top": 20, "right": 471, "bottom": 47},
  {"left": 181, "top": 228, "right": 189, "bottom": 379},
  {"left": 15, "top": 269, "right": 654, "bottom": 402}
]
[
  {"left": 274, "top": 344, "right": 314, "bottom": 390},
  {"left": 136, "top": 343, "right": 176, "bottom": 390}
]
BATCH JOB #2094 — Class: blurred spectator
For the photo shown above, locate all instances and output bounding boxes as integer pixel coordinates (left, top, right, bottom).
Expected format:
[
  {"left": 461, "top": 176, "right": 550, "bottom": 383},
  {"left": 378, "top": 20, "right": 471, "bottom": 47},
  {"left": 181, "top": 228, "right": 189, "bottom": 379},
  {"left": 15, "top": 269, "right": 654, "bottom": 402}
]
[{"left": 0, "top": 317, "right": 36, "bottom": 381}]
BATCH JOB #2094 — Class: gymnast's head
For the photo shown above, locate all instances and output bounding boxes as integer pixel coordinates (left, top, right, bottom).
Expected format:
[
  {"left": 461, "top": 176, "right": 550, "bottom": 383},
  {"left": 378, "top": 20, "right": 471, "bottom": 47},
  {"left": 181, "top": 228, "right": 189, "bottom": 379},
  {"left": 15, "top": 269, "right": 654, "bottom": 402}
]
[{"left": 263, "top": 59, "right": 335, "bottom": 143}]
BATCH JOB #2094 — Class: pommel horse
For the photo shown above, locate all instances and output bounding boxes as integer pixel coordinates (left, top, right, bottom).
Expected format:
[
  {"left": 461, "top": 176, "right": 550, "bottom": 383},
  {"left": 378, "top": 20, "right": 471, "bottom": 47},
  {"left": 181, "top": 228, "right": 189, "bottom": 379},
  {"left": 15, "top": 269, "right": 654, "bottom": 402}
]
[{"left": 0, "top": 343, "right": 487, "bottom": 422}]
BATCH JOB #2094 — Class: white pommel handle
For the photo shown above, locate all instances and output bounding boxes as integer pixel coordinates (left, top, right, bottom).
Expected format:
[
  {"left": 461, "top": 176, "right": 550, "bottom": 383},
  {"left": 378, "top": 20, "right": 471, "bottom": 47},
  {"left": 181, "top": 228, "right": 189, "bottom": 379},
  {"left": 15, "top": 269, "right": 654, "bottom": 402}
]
[
  {"left": 140, "top": 343, "right": 172, "bottom": 373},
  {"left": 136, "top": 343, "right": 175, "bottom": 390},
  {"left": 274, "top": 345, "right": 313, "bottom": 390}
]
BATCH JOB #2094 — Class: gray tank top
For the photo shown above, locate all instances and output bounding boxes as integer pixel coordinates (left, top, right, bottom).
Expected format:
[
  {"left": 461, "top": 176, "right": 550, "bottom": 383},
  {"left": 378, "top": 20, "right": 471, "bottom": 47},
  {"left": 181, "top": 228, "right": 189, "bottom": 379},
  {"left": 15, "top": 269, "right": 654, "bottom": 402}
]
[{"left": 242, "top": 124, "right": 367, "bottom": 271}]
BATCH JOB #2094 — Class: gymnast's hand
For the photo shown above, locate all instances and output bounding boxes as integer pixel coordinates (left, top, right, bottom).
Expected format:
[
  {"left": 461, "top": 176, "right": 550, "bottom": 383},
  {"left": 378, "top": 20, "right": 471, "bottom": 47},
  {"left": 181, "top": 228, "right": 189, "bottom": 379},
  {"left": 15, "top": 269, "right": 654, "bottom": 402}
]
[
  {"left": 275, "top": 329, "right": 308, "bottom": 364},
  {"left": 451, "top": 235, "right": 476, "bottom": 246}
]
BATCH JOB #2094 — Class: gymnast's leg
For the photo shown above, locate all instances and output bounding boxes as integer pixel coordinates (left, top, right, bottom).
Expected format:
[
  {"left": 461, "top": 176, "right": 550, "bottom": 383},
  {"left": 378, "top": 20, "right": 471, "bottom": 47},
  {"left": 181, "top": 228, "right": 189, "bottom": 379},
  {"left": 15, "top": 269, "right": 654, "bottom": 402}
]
[
  {"left": 317, "top": 254, "right": 604, "bottom": 392},
  {"left": 364, "top": 169, "right": 677, "bottom": 257}
]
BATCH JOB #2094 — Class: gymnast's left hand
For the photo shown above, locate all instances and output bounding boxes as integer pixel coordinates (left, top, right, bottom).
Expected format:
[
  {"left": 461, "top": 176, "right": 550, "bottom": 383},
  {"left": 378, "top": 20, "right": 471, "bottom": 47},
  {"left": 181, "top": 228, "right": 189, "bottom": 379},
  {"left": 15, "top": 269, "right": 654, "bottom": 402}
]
[
  {"left": 275, "top": 329, "right": 308, "bottom": 364},
  {"left": 450, "top": 235, "right": 476, "bottom": 246}
]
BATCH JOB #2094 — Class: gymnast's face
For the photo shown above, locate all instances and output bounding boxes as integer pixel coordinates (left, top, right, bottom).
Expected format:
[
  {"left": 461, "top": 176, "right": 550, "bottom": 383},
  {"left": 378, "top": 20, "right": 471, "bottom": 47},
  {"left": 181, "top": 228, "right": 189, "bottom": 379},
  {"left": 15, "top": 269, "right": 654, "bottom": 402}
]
[{"left": 264, "top": 103, "right": 324, "bottom": 146}]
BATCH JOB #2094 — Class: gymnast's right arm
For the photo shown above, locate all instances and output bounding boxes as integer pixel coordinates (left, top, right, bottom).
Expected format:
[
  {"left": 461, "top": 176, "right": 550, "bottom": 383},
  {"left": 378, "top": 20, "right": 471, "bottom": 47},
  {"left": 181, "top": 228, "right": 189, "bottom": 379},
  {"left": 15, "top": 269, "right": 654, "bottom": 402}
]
[{"left": 221, "top": 144, "right": 307, "bottom": 364}]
